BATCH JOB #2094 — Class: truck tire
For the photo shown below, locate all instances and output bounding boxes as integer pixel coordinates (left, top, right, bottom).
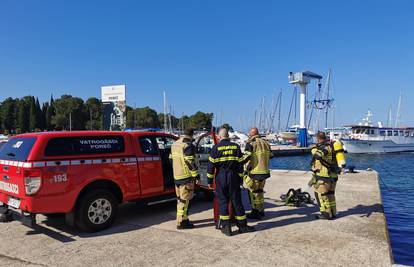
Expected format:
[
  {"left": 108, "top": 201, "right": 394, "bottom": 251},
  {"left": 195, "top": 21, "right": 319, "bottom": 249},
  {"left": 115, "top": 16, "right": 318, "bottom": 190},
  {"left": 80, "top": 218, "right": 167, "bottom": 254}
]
[{"left": 75, "top": 189, "right": 118, "bottom": 232}]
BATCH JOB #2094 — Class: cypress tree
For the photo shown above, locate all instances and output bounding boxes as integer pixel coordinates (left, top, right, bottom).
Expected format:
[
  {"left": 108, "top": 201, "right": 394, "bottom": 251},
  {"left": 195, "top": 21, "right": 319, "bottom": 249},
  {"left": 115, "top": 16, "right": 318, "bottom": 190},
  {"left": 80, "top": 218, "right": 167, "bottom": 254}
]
[
  {"left": 29, "top": 96, "right": 37, "bottom": 131},
  {"left": 35, "top": 97, "right": 42, "bottom": 130},
  {"left": 41, "top": 102, "right": 48, "bottom": 130},
  {"left": 45, "top": 101, "right": 55, "bottom": 131},
  {"left": 17, "top": 101, "right": 29, "bottom": 133}
]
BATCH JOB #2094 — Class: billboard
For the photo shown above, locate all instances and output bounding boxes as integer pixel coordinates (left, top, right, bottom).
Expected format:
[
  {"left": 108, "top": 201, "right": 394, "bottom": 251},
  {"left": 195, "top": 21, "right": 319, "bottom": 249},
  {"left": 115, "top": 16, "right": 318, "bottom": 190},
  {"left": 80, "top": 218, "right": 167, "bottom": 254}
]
[{"left": 101, "top": 85, "right": 126, "bottom": 131}]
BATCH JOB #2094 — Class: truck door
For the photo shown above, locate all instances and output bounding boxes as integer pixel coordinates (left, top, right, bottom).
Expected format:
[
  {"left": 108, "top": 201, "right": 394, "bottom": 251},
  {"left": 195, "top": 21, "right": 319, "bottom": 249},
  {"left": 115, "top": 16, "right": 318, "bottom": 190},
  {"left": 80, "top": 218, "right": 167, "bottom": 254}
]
[
  {"left": 154, "top": 135, "right": 175, "bottom": 190},
  {"left": 195, "top": 133, "right": 217, "bottom": 188},
  {"left": 137, "top": 136, "right": 164, "bottom": 195}
]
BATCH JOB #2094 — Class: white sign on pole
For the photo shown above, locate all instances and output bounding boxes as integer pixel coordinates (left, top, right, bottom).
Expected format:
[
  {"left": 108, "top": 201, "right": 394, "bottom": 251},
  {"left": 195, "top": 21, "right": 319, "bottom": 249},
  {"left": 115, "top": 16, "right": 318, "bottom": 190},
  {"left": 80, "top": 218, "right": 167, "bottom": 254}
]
[{"left": 101, "top": 85, "right": 126, "bottom": 102}]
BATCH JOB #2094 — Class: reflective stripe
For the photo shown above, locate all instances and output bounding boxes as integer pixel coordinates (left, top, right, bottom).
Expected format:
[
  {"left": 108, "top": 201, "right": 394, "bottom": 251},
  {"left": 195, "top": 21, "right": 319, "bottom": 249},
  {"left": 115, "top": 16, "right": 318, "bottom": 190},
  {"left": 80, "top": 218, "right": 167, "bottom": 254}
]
[
  {"left": 207, "top": 173, "right": 214, "bottom": 178},
  {"left": 217, "top": 145, "right": 238, "bottom": 151},
  {"left": 70, "top": 160, "right": 81, "bottom": 165},
  {"left": 184, "top": 156, "right": 195, "bottom": 160},
  {"left": 251, "top": 169, "right": 271, "bottom": 175},
  {"left": 219, "top": 215, "right": 230, "bottom": 220},
  {"left": 238, "top": 173, "right": 244, "bottom": 178},
  {"left": 209, "top": 156, "right": 242, "bottom": 163},
  {"left": 235, "top": 215, "right": 247, "bottom": 221}
]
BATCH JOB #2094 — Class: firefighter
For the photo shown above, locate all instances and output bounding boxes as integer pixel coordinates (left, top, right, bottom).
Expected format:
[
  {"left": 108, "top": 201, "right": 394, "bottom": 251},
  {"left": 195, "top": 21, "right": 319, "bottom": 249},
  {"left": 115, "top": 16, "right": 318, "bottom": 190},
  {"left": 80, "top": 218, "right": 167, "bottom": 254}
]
[
  {"left": 242, "top": 127, "right": 271, "bottom": 220},
  {"left": 170, "top": 128, "right": 199, "bottom": 229},
  {"left": 309, "top": 132, "right": 344, "bottom": 220},
  {"left": 207, "top": 127, "right": 255, "bottom": 236}
]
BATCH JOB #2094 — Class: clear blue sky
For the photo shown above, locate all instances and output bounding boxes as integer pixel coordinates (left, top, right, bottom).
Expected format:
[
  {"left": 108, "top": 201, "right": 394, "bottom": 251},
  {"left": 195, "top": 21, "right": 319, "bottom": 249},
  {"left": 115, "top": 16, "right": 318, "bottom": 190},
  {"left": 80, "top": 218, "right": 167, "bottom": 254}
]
[{"left": 1, "top": 0, "right": 413, "bottom": 130}]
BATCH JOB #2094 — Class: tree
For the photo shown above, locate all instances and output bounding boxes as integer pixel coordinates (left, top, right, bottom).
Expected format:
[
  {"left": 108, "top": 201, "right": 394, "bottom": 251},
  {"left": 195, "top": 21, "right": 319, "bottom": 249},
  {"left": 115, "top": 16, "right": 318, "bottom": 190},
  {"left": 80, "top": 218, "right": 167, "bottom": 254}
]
[
  {"left": 85, "top": 97, "right": 102, "bottom": 130},
  {"left": 41, "top": 102, "right": 49, "bottom": 130},
  {"left": 35, "top": 97, "right": 42, "bottom": 130},
  {"left": 135, "top": 107, "right": 160, "bottom": 128},
  {"left": 45, "top": 96, "right": 55, "bottom": 131},
  {"left": 1, "top": 98, "right": 16, "bottom": 133},
  {"left": 52, "top": 95, "right": 86, "bottom": 130},
  {"left": 189, "top": 111, "right": 213, "bottom": 130},
  {"left": 125, "top": 106, "right": 135, "bottom": 129},
  {"left": 17, "top": 100, "right": 29, "bottom": 133},
  {"left": 158, "top": 113, "right": 180, "bottom": 130},
  {"left": 29, "top": 96, "right": 37, "bottom": 131}
]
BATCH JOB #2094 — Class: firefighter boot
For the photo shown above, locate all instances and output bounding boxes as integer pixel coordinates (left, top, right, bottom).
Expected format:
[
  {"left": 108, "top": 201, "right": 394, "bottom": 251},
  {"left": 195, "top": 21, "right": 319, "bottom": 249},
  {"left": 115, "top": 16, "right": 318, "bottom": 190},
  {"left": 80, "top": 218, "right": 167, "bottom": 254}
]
[
  {"left": 221, "top": 224, "right": 232, "bottom": 237},
  {"left": 315, "top": 212, "right": 331, "bottom": 220},
  {"left": 247, "top": 209, "right": 262, "bottom": 220},
  {"left": 177, "top": 220, "right": 195, "bottom": 230}
]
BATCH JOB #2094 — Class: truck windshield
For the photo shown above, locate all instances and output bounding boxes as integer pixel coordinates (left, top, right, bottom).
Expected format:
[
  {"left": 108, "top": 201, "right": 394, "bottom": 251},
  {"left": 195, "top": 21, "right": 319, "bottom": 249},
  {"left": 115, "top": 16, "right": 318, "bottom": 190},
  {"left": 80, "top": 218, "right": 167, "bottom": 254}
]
[{"left": 0, "top": 137, "right": 37, "bottom": 161}]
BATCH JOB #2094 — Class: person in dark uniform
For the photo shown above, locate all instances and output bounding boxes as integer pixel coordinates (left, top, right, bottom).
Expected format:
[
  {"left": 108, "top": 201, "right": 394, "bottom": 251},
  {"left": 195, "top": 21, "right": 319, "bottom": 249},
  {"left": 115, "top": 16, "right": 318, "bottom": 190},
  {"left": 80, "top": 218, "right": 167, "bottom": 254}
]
[{"left": 207, "top": 127, "right": 255, "bottom": 236}]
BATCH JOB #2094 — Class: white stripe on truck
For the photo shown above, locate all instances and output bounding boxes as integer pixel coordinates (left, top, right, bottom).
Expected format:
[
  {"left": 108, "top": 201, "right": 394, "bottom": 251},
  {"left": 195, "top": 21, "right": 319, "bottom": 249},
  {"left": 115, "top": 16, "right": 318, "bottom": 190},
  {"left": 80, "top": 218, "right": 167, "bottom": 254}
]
[{"left": 0, "top": 156, "right": 157, "bottom": 168}]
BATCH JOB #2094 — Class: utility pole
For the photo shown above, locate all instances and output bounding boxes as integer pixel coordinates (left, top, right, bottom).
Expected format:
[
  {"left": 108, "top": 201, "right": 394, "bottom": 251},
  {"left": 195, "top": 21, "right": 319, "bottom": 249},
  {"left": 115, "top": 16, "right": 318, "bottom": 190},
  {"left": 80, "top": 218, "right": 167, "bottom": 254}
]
[
  {"left": 90, "top": 109, "right": 93, "bottom": 130},
  {"left": 69, "top": 113, "right": 72, "bottom": 131}
]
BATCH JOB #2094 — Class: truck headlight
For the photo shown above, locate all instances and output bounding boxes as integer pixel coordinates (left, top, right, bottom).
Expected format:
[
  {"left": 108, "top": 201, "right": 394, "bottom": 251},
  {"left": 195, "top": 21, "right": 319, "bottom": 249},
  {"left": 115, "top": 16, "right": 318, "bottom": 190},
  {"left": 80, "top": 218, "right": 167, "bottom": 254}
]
[{"left": 25, "top": 177, "right": 42, "bottom": 195}]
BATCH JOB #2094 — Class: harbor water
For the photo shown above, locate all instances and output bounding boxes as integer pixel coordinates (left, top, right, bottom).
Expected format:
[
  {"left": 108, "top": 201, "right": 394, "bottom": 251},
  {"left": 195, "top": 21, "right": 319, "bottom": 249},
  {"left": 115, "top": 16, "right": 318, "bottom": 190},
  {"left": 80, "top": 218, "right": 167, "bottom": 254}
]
[{"left": 270, "top": 154, "right": 414, "bottom": 266}]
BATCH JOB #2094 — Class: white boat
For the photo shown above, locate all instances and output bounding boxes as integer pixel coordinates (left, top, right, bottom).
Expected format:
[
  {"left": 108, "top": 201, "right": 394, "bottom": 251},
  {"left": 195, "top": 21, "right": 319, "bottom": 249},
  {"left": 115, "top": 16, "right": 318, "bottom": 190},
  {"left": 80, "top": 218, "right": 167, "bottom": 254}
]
[{"left": 341, "top": 111, "right": 414, "bottom": 153}]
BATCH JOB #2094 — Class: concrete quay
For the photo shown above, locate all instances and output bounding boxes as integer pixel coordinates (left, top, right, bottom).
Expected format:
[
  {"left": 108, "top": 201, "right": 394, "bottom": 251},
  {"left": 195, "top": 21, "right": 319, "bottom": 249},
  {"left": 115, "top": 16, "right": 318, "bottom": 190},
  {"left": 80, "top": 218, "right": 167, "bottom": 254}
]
[{"left": 0, "top": 170, "right": 392, "bottom": 266}]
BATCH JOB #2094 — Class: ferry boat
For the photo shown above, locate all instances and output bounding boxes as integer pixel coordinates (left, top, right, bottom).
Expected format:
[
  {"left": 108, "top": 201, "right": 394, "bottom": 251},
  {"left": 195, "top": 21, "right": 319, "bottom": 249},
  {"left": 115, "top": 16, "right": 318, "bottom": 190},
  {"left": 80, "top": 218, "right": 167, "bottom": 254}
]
[{"left": 341, "top": 111, "right": 414, "bottom": 153}]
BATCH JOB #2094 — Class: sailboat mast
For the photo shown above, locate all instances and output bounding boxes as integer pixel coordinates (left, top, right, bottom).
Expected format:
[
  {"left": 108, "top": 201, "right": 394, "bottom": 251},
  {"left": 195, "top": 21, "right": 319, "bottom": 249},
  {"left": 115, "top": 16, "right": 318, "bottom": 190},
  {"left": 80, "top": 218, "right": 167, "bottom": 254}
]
[
  {"left": 278, "top": 90, "right": 282, "bottom": 132},
  {"left": 395, "top": 91, "right": 402, "bottom": 128},
  {"left": 325, "top": 69, "right": 332, "bottom": 129},
  {"left": 163, "top": 90, "right": 167, "bottom": 132}
]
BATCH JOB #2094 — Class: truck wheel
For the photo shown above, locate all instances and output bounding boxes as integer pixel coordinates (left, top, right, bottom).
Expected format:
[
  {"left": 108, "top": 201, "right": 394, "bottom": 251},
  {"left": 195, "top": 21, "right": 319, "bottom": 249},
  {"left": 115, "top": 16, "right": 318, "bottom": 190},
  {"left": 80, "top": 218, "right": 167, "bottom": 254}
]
[{"left": 75, "top": 189, "right": 118, "bottom": 232}]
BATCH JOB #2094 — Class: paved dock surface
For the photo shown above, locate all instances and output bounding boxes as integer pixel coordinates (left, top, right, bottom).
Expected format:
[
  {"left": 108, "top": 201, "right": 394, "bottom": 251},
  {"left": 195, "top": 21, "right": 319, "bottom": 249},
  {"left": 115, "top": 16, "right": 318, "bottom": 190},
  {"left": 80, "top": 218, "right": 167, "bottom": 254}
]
[{"left": 0, "top": 170, "right": 392, "bottom": 267}]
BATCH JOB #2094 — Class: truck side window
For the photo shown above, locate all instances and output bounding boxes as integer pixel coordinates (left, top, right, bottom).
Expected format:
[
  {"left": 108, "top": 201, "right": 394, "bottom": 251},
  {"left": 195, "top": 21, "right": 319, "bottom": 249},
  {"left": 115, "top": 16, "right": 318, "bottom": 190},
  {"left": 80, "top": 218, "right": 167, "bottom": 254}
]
[
  {"left": 155, "top": 137, "right": 175, "bottom": 151},
  {"left": 45, "top": 136, "right": 125, "bottom": 156},
  {"left": 139, "top": 137, "right": 158, "bottom": 155}
]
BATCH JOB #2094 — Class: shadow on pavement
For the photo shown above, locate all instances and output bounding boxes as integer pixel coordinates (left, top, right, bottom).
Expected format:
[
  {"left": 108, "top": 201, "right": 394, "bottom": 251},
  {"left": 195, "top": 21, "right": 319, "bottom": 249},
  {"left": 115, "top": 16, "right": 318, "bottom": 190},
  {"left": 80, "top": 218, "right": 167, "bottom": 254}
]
[
  {"left": 24, "top": 193, "right": 214, "bottom": 242},
  {"left": 253, "top": 203, "right": 383, "bottom": 231}
]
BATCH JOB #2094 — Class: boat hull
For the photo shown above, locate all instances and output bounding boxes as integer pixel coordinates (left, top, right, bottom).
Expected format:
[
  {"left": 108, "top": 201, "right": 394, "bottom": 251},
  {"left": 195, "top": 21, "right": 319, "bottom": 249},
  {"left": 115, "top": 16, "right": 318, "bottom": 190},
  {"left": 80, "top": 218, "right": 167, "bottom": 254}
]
[{"left": 342, "top": 139, "right": 414, "bottom": 153}]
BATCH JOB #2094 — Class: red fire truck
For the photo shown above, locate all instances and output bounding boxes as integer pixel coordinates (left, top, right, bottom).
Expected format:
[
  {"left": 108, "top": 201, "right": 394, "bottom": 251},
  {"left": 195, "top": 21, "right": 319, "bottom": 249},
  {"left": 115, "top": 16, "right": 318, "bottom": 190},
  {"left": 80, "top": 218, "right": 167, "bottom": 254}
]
[{"left": 0, "top": 131, "right": 215, "bottom": 232}]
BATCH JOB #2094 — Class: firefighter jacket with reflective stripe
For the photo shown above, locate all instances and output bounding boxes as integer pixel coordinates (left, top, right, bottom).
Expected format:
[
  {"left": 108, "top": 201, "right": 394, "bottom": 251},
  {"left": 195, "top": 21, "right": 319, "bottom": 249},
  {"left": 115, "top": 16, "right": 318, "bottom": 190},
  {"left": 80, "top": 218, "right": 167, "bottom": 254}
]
[
  {"left": 311, "top": 141, "right": 339, "bottom": 181},
  {"left": 243, "top": 135, "right": 271, "bottom": 180},
  {"left": 206, "top": 139, "right": 244, "bottom": 184},
  {"left": 170, "top": 135, "right": 199, "bottom": 184}
]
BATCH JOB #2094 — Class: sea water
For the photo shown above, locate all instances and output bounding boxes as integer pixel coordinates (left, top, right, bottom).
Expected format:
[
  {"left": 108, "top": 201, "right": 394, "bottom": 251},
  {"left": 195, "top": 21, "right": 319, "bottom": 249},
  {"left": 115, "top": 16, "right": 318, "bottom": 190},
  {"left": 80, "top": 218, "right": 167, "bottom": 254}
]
[{"left": 270, "top": 154, "right": 414, "bottom": 266}]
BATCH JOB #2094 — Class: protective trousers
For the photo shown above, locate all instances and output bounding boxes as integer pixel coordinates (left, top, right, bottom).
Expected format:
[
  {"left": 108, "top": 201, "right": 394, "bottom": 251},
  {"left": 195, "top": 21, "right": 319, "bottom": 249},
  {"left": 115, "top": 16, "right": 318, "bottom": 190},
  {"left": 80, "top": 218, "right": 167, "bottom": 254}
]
[
  {"left": 313, "top": 180, "right": 337, "bottom": 218},
  {"left": 175, "top": 181, "right": 195, "bottom": 225},
  {"left": 244, "top": 175, "right": 266, "bottom": 212},
  {"left": 216, "top": 170, "right": 247, "bottom": 227}
]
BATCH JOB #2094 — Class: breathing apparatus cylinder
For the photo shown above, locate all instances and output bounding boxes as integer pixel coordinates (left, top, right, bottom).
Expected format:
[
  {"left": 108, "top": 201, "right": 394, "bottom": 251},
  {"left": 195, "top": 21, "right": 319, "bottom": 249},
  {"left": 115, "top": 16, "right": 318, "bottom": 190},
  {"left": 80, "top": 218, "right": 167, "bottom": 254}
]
[{"left": 333, "top": 140, "right": 346, "bottom": 168}]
